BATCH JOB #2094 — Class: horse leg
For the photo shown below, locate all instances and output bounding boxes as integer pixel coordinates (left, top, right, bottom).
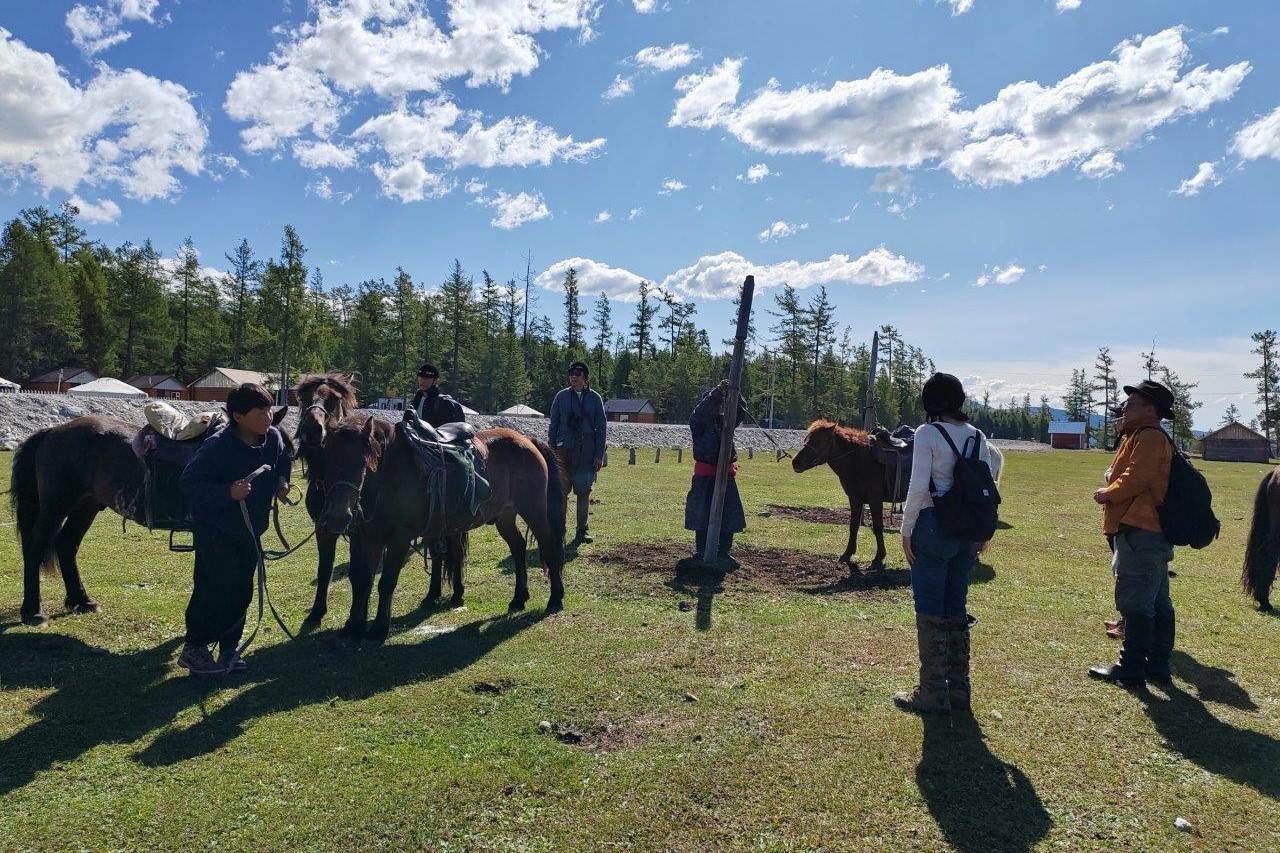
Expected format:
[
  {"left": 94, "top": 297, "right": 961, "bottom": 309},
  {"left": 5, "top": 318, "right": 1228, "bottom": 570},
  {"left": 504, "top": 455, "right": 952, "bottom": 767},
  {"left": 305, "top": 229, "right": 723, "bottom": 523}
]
[
  {"left": 841, "top": 497, "right": 863, "bottom": 566},
  {"left": 447, "top": 532, "right": 467, "bottom": 608},
  {"left": 19, "top": 504, "right": 65, "bottom": 626},
  {"left": 423, "top": 542, "right": 443, "bottom": 606},
  {"left": 525, "top": 515, "right": 564, "bottom": 613},
  {"left": 342, "top": 534, "right": 382, "bottom": 641},
  {"left": 303, "top": 527, "right": 338, "bottom": 630},
  {"left": 869, "top": 496, "right": 887, "bottom": 572},
  {"left": 496, "top": 511, "right": 529, "bottom": 612},
  {"left": 368, "top": 535, "right": 414, "bottom": 645},
  {"left": 56, "top": 499, "right": 102, "bottom": 614}
]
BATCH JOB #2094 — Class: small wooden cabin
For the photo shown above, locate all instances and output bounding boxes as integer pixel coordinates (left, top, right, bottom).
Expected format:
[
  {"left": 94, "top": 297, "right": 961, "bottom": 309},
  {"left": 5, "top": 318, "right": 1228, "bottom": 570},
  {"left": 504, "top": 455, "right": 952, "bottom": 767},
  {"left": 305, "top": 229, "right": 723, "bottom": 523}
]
[
  {"left": 604, "top": 398, "right": 657, "bottom": 423},
  {"left": 127, "top": 374, "right": 189, "bottom": 400},
  {"left": 187, "top": 368, "right": 297, "bottom": 404},
  {"left": 1199, "top": 421, "right": 1271, "bottom": 463},
  {"left": 1048, "top": 421, "right": 1087, "bottom": 450},
  {"left": 23, "top": 367, "right": 96, "bottom": 393}
]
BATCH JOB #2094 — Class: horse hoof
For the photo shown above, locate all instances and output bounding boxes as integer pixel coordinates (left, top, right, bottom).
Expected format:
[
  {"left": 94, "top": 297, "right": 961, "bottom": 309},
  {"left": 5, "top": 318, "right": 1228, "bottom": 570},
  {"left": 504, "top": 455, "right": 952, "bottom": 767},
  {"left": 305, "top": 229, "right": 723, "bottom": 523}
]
[
  {"left": 838, "top": 554, "right": 854, "bottom": 565},
  {"left": 868, "top": 561, "right": 886, "bottom": 573},
  {"left": 449, "top": 596, "right": 465, "bottom": 609},
  {"left": 507, "top": 599, "right": 527, "bottom": 613},
  {"left": 68, "top": 599, "right": 101, "bottom": 615},
  {"left": 1260, "top": 601, "right": 1274, "bottom": 613},
  {"left": 339, "top": 622, "right": 365, "bottom": 642},
  {"left": 299, "top": 616, "right": 323, "bottom": 634},
  {"left": 367, "top": 625, "right": 389, "bottom": 645},
  {"left": 21, "top": 611, "right": 49, "bottom": 627},
  {"left": 545, "top": 599, "right": 564, "bottom": 615},
  {"left": 420, "top": 594, "right": 441, "bottom": 609}
]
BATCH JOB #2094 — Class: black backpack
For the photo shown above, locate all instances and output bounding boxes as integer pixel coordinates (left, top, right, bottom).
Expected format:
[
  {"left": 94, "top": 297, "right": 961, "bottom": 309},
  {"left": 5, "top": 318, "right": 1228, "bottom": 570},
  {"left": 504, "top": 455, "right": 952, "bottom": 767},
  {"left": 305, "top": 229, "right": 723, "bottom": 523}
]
[
  {"left": 930, "top": 424, "right": 1001, "bottom": 543},
  {"left": 1136, "top": 427, "right": 1220, "bottom": 549}
]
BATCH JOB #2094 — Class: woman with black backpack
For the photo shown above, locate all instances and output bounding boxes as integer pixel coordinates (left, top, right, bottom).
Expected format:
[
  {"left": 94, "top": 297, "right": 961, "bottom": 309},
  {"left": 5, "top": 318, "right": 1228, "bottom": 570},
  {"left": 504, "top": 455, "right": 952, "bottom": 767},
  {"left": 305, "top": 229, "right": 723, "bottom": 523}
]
[{"left": 894, "top": 373, "right": 999, "bottom": 714}]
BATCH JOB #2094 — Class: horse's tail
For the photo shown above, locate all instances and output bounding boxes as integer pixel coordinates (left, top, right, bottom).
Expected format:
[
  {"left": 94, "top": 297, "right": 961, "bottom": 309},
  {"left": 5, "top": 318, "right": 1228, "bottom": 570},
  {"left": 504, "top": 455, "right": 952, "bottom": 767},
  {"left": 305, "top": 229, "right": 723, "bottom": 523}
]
[
  {"left": 1242, "top": 470, "right": 1278, "bottom": 606},
  {"left": 10, "top": 427, "right": 53, "bottom": 571},
  {"left": 532, "top": 437, "right": 566, "bottom": 566}
]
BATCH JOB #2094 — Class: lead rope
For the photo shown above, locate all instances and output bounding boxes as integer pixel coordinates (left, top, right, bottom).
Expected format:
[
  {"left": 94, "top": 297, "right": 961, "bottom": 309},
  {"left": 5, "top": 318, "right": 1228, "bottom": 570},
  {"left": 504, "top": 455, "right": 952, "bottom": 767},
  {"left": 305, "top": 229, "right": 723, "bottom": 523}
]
[{"left": 235, "top": 466, "right": 297, "bottom": 659}]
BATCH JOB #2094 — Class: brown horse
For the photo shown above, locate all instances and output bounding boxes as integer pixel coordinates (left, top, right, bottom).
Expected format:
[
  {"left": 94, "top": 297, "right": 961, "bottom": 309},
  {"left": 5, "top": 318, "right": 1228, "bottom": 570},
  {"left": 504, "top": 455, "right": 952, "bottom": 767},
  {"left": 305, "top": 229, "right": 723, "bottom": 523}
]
[
  {"left": 1243, "top": 464, "right": 1280, "bottom": 612},
  {"left": 791, "top": 420, "right": 896, "bottom": 571},
  {"left": 316, "top": 415, "right": 565, "bottom": 643},
  {"left": 292, "top": 373, "right": 362, "bottom": 630},
  {"left": 10, "top": 407, "right": 289, "bottom": 626}
]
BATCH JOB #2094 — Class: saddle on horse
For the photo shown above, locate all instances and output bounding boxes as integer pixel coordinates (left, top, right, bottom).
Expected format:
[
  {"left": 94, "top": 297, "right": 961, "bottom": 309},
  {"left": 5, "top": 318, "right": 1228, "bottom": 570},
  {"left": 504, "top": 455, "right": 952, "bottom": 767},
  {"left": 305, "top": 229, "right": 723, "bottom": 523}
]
[
  {"left": 132, "top": 407, "right": 228, "bottom": 536},
  {"left": 399, "top": 409, "right": 491, "bottom": 538},
  {"left": 870, "top": 425, "right": 916, "bottom": 504}
]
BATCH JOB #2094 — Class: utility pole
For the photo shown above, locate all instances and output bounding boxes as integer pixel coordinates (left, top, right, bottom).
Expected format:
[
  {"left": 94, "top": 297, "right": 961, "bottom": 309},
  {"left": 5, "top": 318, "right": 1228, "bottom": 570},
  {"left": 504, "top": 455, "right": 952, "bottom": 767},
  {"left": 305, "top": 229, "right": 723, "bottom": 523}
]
[
  {"left": 703, "top": 275, "right": 755, "bottom": 565},
  {"left": 863, "top": 330, "right": 880, "bottom": 430},
  {"left": 765, "top": 347, "right": 777, "bottom": 429}
]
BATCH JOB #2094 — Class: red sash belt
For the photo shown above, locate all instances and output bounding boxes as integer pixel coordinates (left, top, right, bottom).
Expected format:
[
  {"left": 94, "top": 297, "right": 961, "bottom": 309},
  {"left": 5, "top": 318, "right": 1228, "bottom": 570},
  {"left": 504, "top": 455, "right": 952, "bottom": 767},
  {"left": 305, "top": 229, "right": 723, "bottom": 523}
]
[{"left": 693, "top": 461, "right": 736, "bottom": 478}]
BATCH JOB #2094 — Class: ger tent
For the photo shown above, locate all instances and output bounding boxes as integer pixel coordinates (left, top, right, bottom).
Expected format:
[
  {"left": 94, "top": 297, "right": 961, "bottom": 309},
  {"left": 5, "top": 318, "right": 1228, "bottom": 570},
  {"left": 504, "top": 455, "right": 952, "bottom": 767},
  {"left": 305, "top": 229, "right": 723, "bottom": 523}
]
[
  {"left": 68, "top": 377, "right": 149, "bottom": 399},
  {"left": 0, "top": 376, "right": 18, "bottom": 393},
  {"left": 498, "top": 404, "right": 544, "bottom": 417},
  {"left": 460, "top": 404, "right": 480, "bottom": 417}
]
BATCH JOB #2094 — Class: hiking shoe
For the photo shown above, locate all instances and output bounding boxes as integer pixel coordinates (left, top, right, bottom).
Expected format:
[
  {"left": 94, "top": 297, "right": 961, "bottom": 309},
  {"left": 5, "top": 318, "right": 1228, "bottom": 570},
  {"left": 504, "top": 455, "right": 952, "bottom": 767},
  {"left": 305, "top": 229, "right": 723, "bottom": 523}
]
[
  {"left": 177, "top": 643, "right": 226, "bottom": 676},
  {"left": 218, "top": 650, "right": 248, "bottom": 674},
  {"left": 576, "top": 529, "right": 594, "bottom": 544}
]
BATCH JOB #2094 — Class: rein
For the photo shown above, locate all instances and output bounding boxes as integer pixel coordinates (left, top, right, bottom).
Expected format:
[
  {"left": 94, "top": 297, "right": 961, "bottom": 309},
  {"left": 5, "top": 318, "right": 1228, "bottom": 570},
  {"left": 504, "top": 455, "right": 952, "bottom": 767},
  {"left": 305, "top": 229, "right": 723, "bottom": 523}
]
[{"left": 234, "top": 465, "right": 297, "bottom": 657}]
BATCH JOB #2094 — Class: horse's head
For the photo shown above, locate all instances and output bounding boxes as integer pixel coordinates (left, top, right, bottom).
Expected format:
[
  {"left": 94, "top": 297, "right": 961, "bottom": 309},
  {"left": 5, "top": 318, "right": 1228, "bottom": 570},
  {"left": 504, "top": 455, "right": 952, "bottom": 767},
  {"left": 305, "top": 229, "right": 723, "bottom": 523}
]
[
  {"left": 317, "top": 415, "right": 384, "bottom": 535},
  {"left": 793, "top": 420, "right": 864, "bottom": 473},
  {"left": 296, "top": 373, "right": 358, "bottom": 455}
]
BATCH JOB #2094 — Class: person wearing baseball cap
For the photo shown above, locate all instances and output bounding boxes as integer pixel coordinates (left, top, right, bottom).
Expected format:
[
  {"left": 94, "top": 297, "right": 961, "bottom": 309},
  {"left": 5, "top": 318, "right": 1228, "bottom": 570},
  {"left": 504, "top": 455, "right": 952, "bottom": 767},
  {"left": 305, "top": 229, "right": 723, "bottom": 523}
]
[
  {"left": 547, "top": 361, "right": 607, "bottom": 542},
  {"left": 1089, "top": 379, "right": 1177, "bottom": 688},
  {"left": 411, "top": 363, "right": 464, "bottom": 427}
]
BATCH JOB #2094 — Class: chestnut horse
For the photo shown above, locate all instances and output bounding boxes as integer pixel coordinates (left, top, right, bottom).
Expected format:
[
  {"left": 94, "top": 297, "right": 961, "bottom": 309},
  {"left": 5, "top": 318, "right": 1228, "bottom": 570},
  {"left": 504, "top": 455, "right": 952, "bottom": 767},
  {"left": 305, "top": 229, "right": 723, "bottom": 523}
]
[
  {"left": 10, "top": 407, "right": 289, "bottom": 626},
  {"left": 316, "top": 415, "right": 565, "bottom": 643},
  {"left": 791, "top": 420, "right": 894, "bottom": 571},
  {"left": 1243, "top": 464, "right": 1280, "bottom": 612}
]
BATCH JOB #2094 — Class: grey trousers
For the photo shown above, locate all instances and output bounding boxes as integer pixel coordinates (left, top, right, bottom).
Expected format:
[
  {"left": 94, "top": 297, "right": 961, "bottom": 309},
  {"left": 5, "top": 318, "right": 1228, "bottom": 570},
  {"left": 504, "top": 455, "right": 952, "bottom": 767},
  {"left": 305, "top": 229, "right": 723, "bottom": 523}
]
[{"left": 1111, "top": 527, "right": 1174, "bottom": 617}]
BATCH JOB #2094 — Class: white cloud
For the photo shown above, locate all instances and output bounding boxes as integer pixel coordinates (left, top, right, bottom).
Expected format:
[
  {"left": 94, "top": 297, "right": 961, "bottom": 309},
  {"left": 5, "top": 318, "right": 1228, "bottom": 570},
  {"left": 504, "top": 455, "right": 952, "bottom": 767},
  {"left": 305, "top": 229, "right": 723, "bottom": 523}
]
[
  {"left": 537, "top": 257, "right": 648, "bottom": 301},
  {"left": 628, "top": 206, "right": 644, "bottom": 220},
  {"left": 478, "top": 189, "right": 550, "bottom": 229},
  {"left": 1079, "top": 151, "right": 1124, "bottom": 179},
  {"left": 632, "top": 0, "right": 658, "bottom": 12},
  {"left": 66, "top": 0, "right": 161, "bottom": 55},
  {"left": 1056, "top": 0, "right": 1082, "bottom": 11},
  {"left": 371, "top": 160, "right": 449, "bottom": 202},
  {"left": 67, "top": 195, "right": 122, "bottom": 224},
  {"left": 940, "top": 0, "right": 974, "bottom": 15},
  {"left": 464, "top": 178, "right": 487, "bottom": 195},
  {"left": 209, "top": 154, "right": 247, "bottom": 181},
  {"left": 225, "top": 64, "right": 342, "bottom": 153},
  {"left": 1212, "top": 26, "right": 1230, "bottom": 36},
  {"left": 594, "top": 210, "right": 611, "bottom": 223},
  {"left": 974, "top": 263, "right": 1027, "bottom": 287},
  {"left": 672, "top": 28, "right": 1249, "bottom": 188},
  {"left": 658, "top": 178, "right": 686, "bottom": 194},
  {"left": 0, "top": 29, "right": 206, "bottom": 201},
  {"left": 757, "top": 220, "right": 808, "bottom": 242},
  {"left": 634, "top": 43, "right": 700, "bottom": 72},
  {"left": 307, "top": 175, "right": 334, "bottom": 199},
  {"left": 670, "top": 58, "right": 743, "bottom": 129},
  {"left": 1037, "top": 264, "right": 1048, "bottom": 272},
  {"left": 1231, "top": 105, "right": 1280, "bottom": 161},
  {"left": 737, "top": 163, "right": 771, "bottom": 183},
  {"left": 1174, "top": 161, "right": 1222, "bottom": 196},
  {"left": 293, "top": 140, "right": 359, "bottom": 169},
  {"left": 871, "top": 168, "right": 911, "bottom": 194},
  {"left": 603, "top": 74, "right": 634, "bottom": 100}
]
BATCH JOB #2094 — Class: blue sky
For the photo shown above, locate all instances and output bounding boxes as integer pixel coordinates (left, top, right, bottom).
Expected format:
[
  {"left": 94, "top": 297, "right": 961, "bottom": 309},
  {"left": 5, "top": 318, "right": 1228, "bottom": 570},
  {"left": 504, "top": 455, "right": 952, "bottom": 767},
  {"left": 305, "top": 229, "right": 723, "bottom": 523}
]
[{"left": 2, "top": 0, "right": 1278, "bottom": 428}]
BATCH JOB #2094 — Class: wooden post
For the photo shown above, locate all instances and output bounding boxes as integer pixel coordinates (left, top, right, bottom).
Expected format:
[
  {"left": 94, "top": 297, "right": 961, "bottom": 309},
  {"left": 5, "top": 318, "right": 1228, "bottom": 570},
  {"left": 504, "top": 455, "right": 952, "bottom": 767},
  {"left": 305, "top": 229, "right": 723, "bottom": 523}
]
[
  {"left": 863, "top": 330, "right": 880, "bottom": 431},
  {"left": 628, "top": 447, "right": 636, "bottom": 465},
  {"left": 676, "top": 448, "right": 683, "bottom": 463},
  {"left": 704, "top": 275, "right": 755, "bottom": 564},
  {"left": 655, "top": 447, "right": 661, "bottom": 463},
  {"left": 748, "top": 446, "right": 754, "bottom": 460}
]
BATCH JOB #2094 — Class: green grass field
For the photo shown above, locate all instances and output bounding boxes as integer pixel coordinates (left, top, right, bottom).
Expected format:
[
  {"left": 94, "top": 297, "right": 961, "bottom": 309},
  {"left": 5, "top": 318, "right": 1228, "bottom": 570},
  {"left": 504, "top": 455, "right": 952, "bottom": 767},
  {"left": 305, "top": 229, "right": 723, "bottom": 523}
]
[{"left": 1, "top": 448, "right": 1278, "bottom": 851}]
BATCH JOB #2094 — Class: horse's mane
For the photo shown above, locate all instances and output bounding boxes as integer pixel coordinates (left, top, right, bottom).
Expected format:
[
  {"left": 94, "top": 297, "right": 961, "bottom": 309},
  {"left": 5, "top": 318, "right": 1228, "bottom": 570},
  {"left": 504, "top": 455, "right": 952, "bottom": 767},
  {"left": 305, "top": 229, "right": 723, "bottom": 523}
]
[
  {"left": 806, "top": 419, "right": 870, "bottom": 446},
  {"left": 297, "top": 373, "right": 358, "bottom": 410},
  {"left": 330, "top": 414, "right": 394, "bottom": 465}
]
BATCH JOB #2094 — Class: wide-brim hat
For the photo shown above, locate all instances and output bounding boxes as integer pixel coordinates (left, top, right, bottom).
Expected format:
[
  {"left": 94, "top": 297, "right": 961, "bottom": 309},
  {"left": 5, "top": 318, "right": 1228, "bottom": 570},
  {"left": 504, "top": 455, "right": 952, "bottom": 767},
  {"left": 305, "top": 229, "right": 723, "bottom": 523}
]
[{"left": 1123, "top": 380, "right": 1176, "bottom": 419}]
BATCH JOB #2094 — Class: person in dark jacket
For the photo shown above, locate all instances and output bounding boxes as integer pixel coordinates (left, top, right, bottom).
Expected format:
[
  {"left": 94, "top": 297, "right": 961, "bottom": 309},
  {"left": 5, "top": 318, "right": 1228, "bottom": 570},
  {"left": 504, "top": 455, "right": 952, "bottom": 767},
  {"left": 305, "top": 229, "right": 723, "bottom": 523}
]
[
  {"left": 685, "top": 380, "right": 748, "bottom": 559},
  {"left": 547, "top": 361, "right": 607, "bottom": 542},
  {"left": 412, "top": 363, "right": 465, "bottom": 426},
  {"left": 410, "top": 363, "right": 467, "bottom": 585},
  {"left": 177, "top": 383, "right": 291, "bottom": 676}
]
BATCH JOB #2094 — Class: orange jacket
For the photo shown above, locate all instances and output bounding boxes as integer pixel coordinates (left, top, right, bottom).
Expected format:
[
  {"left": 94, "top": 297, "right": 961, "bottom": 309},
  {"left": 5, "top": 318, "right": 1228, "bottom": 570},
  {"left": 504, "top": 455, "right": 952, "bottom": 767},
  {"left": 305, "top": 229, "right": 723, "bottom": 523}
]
[{"left": 1101, "top": 421, "right": 1172, "bottom": 535}]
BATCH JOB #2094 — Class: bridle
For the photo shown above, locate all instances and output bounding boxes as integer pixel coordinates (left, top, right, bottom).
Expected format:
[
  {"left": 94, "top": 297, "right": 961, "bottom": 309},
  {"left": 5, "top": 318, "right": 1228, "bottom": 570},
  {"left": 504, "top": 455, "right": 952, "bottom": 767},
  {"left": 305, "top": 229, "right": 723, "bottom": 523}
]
[{"left": 802, "top": 430, "right": 862, "bottom": 468}]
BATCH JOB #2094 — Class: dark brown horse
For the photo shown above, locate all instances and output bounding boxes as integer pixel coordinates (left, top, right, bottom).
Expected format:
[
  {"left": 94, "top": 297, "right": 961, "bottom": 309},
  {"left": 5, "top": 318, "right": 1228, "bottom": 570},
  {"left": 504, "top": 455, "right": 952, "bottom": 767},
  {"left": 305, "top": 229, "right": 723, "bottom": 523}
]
[
  {"left": 317, "top": 415, "right": 565, "bottom": 643},
  {"left": 791, "top": 420, "right": 895, "bottom": 571},
  {"left": 292, "top": 373, "right": 362, "bottom": 630},
  {"left": 10, "top": 407, "right": 289, "bottom": 626},
  {"left": 1243, "top": 464, "right": 1280, "bottom": 612}
]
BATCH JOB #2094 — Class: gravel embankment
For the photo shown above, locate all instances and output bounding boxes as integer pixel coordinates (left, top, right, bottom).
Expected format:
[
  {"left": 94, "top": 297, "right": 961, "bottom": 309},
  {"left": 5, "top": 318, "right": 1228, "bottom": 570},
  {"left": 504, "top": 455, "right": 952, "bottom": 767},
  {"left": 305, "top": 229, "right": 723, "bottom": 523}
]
[{"left": 0, "top": 393, "right": 1046, "bottom": 453}]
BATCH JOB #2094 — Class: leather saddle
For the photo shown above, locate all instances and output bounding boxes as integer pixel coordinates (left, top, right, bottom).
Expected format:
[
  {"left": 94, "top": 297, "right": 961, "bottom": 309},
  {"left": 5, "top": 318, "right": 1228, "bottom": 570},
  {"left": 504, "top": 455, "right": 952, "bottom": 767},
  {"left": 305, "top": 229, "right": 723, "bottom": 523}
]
[
  {"left": 870, "top": 425, "right": 916, "bottom": 503},
  {"left": 403, "top": 408, "right": 477, "bottom": 446},
  {"left": 399, "top": 409, "right": 490, "bottom": 538}
]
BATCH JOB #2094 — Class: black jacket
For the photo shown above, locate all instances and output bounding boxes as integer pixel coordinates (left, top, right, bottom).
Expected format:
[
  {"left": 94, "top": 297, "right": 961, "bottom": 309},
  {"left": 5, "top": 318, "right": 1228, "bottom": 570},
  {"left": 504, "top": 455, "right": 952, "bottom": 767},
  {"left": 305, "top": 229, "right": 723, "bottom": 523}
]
[
  {"left": 412, "top": 387, "right": 466, "bottom": 427},
  {"left": 180, "top": 425, "right": 292, "bottom": 541}
]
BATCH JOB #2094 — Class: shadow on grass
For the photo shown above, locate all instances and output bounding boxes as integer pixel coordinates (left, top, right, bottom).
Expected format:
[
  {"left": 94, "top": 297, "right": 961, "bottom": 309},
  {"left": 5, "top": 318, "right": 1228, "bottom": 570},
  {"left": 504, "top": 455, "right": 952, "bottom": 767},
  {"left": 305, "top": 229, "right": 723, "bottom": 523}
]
[
  {"left": 1141, "top": 679, "right": 1280, "bottom": 800},
  {"left": 918, "top": 715, "right": 1051, "bottom": 852},
  {"left": 0, "top": 610, "right": 546, "bottom": 794},
  {"left": 1171, "top": 650, "right": 1257, "bottom": 711},
  {"left": 669, "top": 557, "right": 728, "bottom": 632},
  {"left": 801, "top": 568, "right": 912, "bottom": 596}
]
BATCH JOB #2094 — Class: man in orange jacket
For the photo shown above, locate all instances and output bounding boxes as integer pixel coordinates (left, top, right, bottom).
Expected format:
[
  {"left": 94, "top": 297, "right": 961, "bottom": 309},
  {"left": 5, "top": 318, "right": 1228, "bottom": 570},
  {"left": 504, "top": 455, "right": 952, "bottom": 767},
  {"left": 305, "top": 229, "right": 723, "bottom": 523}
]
[{"left": 1089, "top": 380, "right": 1176, "bottom": 688}]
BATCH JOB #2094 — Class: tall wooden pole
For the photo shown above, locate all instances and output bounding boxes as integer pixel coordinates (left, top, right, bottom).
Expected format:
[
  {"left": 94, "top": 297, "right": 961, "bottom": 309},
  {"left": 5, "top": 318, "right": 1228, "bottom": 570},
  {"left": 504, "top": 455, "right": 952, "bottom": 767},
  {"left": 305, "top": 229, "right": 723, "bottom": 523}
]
[
  {"left": 863, "top": 330, "right": 880, "bottom": 430},
  {"left": 703, "top": 275, "right": 754, "bottom": 564}
]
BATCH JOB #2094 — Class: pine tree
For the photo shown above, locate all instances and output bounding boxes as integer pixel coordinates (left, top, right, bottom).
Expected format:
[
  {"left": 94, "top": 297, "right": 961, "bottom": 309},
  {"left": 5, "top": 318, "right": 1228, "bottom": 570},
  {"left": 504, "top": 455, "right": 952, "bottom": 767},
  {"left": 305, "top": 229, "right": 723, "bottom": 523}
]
[
  {"left": 55, "top": 201, "right": 86, "bottom": 263},
  {"left": 258, "top": 226, "right": 308, "bottom": 399},
  {"left": 109, "top": 240, "right": 172, "bottom": 378},
  {"left": 225, "top": 238, "right": 260, "bottom": 368},
  {"left": 440, "top": 259, "right": 476, "bottom": 397},
  {"left": 172, "top": 237, "right": 199, "bottom": 381},
  {"left": 630, "top": 280, "right": 657, "bottom": 362},
  {"left": 69, "top": 247, "right": 115, "bottom": 374},
  {"left": 806, "top": 286, "right": 836, "bottom": 415},
  {"left": 1221, "top": 403, "right": 1242, "bottom": 426},
  {"left": 390, "top": 266, "right": 417, "bottom": 397},
  {"left": 561, "top": 265, "right": 584, "bottom": 356},
  {"left": 1246, "top": 330, "right": 1278, "bottom": 449},
  {"left": 1093, "top": 346, "right": 1118, "bottom": 448},
  {"left": 591, "top": 292, "right": 612, "bottom": 384},
  {"left": 1159, "top": 365, "right": 1201, "bottom": 446}
]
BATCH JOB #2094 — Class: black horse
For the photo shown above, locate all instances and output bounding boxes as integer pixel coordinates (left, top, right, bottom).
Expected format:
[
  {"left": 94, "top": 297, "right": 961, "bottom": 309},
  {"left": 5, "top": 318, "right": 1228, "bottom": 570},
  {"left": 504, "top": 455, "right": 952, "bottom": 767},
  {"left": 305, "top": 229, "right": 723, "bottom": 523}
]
[
  {"left": 10, "top": 407, "right": 290, "bottom": 626},
  {"left": 1243, "top": 464, "right": 1280, "bottom": 612}
]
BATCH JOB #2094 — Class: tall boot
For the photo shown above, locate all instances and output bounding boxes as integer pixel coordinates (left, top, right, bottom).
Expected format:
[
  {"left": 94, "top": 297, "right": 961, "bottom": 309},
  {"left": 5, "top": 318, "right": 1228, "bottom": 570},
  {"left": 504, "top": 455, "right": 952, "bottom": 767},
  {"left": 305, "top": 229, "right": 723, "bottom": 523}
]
[
  {"left": 1089, "top": 612, "right": 1152, "bottom": 687},
  {"left": 945, "top": 616, "right": 971, "bottom": 712},
  {"left": 1146, "top": 607, "right": 1175, "bottom": 685},
  {"left": 576, "top": 493, "right": 592, "bottom": 543},
  {"left": 893, "top": 614, "right": 951, "bottom": 714}
]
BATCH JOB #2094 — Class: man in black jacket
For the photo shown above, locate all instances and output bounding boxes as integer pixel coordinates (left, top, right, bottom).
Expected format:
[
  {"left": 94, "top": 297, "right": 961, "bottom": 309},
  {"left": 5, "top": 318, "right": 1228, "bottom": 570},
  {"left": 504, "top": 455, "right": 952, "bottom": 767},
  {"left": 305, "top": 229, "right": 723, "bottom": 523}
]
[{"left": 411, "top": 363, "right": 465, "bottom": 426}]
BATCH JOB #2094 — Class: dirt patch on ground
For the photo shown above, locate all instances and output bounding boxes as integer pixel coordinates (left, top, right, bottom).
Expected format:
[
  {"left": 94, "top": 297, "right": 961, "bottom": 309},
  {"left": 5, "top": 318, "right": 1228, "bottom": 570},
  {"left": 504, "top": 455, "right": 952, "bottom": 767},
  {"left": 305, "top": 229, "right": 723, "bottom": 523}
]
[
  {"left": 765, "top": 504, "right": 903, "bottom": 531},
  {"left": 541, "top": 710, "right": 695, "bottom": 753},
  {"left": 599, "top": 542, "right": 910, "bottom": 597}
]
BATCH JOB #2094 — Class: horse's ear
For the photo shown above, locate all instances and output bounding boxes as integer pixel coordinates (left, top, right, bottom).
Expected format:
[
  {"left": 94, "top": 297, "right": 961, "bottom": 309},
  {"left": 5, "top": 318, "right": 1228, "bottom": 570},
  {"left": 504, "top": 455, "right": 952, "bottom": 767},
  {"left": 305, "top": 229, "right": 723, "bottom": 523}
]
[
  {"left": 273, "top": 406, "right": 288, "bottom": 426},
  {"left": 361, "top": 416, "right": 375, "bottom": 439}
]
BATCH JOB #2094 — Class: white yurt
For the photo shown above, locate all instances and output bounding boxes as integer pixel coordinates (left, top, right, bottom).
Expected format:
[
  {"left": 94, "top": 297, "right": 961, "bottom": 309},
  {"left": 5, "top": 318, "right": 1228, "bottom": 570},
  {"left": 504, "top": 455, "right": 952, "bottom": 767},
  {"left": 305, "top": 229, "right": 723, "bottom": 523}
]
[
  {"left": 0, "top": 376, "right": 18, "bottom": 393},
  {"left": 497, "top": 404, "right": 544, "bottom": 417},
  {"left": 68, "top": 377, "right": 149, "bottom": 399},
  {"left": 460, "top": 403, "right": 480, "bottom": 417}
]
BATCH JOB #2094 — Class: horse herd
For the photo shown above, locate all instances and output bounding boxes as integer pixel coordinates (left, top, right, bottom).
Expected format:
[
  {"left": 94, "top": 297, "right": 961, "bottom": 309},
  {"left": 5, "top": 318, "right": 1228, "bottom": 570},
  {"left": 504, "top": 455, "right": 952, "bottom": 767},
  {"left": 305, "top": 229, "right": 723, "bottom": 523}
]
[{"left": 7, "top": 373, "right": 1280, "bottom": 641}]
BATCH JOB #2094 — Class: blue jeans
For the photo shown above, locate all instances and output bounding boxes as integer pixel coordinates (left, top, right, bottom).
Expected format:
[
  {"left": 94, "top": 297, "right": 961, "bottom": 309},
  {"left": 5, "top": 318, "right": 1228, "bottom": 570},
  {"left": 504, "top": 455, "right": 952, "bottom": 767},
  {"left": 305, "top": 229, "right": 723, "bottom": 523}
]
[{"left": 909, "top": 508, "right": 979, "bottom": 617}]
